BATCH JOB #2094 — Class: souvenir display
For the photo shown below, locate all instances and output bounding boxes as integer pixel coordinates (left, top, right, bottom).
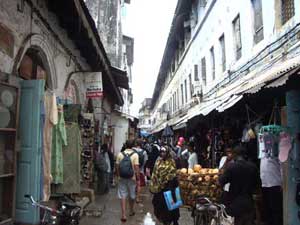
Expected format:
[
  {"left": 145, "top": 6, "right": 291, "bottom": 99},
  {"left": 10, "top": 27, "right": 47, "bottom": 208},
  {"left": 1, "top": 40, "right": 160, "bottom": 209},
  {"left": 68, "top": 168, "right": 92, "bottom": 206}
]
[
  {"left": 80, "top": 113, "right": 95, "bottom": 183},
  {"left": 177, "top": 164, "right": 221, "bottom": 207},
  {"left": 0, "top": 82, "right": 19, "bottom": 224}
]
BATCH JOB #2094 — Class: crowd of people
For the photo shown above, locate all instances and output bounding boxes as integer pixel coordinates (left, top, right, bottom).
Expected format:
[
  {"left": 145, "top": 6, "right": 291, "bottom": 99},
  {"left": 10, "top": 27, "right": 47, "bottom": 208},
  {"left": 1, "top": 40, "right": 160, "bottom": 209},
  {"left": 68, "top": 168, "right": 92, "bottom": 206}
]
[{"left": 94, "top": 137, "right": 282, "bottom": 225}]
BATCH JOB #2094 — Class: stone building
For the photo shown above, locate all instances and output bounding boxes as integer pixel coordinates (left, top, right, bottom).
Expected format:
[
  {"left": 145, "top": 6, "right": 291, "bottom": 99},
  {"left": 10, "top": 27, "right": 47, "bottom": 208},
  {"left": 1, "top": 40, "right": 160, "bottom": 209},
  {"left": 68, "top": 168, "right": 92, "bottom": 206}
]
[
  {"left": 0, "top": 0, "right": 126, "bottom": 224},
  {"left": 151, "top": 1, "right": 300, "bottom": 224},
  {"left": 86, "top": 0, "right": 136, "bottom": 154}
]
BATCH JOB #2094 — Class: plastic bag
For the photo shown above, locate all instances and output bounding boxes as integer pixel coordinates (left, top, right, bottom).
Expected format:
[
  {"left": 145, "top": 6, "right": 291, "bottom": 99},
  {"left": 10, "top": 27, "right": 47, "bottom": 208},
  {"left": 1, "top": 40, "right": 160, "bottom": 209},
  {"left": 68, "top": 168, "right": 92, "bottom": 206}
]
[{"left": 163, "top": 187, "right": 183, "bottom": 211}]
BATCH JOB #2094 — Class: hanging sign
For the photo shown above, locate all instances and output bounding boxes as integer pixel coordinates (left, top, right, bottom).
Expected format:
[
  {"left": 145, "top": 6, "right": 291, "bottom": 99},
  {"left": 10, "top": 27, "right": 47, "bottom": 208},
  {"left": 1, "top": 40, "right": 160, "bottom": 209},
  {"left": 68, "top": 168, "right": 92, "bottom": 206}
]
[{"left": 86, "top": 72, "right": 103, "bottom": 98}]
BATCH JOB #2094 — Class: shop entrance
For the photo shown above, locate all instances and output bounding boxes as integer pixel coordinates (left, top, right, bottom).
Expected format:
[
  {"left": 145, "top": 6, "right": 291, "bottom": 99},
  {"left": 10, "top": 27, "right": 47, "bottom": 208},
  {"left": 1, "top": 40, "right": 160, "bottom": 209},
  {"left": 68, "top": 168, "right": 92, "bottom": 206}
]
[{"left": 15, "top": 47, "right": 52, "bottom": 225}]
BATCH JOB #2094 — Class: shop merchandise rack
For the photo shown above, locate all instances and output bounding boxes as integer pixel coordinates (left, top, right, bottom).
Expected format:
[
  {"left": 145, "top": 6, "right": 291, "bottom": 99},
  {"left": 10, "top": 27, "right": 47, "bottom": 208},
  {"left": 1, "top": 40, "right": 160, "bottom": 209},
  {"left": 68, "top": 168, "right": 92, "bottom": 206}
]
[{"left": 80, "top": 113, "right": 95, "bottom": 184}]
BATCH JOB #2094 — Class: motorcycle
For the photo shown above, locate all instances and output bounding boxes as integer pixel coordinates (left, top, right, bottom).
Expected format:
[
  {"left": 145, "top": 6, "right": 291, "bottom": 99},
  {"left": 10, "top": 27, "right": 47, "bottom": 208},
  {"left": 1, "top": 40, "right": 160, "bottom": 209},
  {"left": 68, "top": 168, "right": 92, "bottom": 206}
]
[{"left": 24, "top": 195, "right": 81, "bottom": 225}]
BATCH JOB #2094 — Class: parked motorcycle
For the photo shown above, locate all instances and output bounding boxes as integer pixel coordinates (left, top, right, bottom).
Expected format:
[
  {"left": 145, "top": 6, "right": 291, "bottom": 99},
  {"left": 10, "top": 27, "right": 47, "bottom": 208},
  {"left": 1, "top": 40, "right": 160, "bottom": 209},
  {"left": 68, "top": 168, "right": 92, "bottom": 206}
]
[{"left": 24, "top": 195, "right": 81, "bottom": 225}]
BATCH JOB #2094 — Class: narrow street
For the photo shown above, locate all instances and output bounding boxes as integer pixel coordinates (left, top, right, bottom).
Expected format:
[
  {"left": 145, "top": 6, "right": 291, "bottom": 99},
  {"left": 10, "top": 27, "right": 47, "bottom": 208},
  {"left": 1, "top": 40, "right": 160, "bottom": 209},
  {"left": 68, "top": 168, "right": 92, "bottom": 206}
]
[{"left": 80, "top": 186, "right": 193, "bottom": 225}]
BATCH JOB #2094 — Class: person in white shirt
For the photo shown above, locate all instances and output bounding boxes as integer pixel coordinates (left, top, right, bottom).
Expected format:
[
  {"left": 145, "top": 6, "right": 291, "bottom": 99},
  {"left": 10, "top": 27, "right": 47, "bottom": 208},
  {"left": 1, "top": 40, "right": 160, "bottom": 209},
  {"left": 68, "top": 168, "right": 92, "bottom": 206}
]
[
  {"left": 187, "top": 142, "right": 198, "bottom": 169},
  {"left": 218, "top": 147, "right": 234, "bottom": 206},
  {"left": 260, "top": 157, "right": 283, "bottom": 225}
]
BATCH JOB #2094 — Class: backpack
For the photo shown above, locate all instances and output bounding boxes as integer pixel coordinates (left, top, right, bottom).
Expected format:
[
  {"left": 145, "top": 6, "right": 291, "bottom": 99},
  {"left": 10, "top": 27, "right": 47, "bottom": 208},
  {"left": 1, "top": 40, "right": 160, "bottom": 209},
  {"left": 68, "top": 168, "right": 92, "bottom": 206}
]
[
  {"left": 119, "top": 152, "right": 135, "bottom": 178},
  {"left": 134, "top": 148, "right": 145, "bottom": 166}
]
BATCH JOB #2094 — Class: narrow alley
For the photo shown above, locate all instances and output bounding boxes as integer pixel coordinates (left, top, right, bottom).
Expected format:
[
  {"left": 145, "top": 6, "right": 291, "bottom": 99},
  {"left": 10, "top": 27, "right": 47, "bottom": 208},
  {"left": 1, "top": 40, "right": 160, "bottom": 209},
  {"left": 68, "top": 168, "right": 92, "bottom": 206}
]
[{"left": 80, "top": 186, "right": 193, "bottom": 225}]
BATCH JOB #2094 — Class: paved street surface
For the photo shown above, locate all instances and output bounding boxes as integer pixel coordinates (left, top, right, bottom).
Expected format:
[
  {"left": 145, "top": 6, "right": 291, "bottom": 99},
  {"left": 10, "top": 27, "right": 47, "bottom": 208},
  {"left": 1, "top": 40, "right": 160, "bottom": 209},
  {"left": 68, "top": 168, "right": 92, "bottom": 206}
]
[{"left": 80, "top": 186, "right": 193, "bottom": 225}]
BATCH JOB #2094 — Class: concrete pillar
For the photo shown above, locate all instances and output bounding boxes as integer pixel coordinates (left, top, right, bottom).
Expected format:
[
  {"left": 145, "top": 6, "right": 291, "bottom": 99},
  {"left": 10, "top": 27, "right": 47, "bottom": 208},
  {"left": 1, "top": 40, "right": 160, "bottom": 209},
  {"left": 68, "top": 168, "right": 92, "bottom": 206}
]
[{"left": 285, "top": 90, "right": 300, "bottom": 225}]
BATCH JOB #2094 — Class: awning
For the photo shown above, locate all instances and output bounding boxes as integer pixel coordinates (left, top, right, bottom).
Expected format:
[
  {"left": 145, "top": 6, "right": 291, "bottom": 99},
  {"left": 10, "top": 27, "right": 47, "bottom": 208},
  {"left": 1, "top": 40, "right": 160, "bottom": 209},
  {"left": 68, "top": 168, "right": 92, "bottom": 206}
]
[
  {"left": 237, "top": 55, "right": 300, "bottom": 95},
  {"left": 110, "top": 66, "right": 129, "bottom": 89},
  {"left": 172, "top": 114, "right": 188, "bottom": 130},
  {"left": 216, "top": 95, "right": 243, "bottom": 112},
  {"left": 151, "top": 121, "right": 168, "bottom": 134}
]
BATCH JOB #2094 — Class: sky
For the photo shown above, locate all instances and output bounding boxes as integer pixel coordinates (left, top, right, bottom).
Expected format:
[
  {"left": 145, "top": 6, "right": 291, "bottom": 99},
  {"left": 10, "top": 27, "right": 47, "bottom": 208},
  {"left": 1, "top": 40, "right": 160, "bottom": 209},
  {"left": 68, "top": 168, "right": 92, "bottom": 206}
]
[{"left": 122, "top": 0, "right": 178, "bottom": 117}]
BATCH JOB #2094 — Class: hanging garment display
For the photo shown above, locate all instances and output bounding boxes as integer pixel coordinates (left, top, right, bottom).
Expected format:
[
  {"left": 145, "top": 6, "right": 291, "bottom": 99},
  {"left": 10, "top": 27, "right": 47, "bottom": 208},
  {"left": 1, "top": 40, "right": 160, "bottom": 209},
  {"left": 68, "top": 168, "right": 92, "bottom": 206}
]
[
  {"left": 55, "top": 123, "right": 82, "bottom": 194},
  {"left": 43, "top": 92, "right": 58, "bottom": 201},
  {"left": 51, "top": 105, "right": 68, "bottom": 184},
  {"left": 80, "top": 113, "right": 95, "bottom": 183},
  {"left": 278, "top": 131, "right": 292, "bottom": 163},
  {"left": 258, "top": 125, "right": 292, "bottom": 161}
]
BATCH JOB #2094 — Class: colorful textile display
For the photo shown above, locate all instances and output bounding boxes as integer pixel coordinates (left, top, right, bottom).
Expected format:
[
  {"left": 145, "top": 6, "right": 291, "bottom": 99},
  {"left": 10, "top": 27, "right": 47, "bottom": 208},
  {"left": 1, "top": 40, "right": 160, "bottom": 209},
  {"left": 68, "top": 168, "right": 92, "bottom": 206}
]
[
  {"left": 55, "top": 123, "right": 82, "bottom": 194},
  {"left": 51, "top": 105, "right": 67, "bottom": 184}
]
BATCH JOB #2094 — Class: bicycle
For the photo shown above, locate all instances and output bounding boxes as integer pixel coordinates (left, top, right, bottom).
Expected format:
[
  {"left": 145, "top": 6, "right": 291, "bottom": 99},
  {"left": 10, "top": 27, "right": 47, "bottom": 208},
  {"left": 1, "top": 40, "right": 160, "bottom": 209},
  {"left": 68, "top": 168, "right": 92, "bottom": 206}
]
[
  {"left": 192, "top": 197, "right": 233, "bottom": 225},
  {"left": 24, "top": 194, "right": 81, "bottom": 225}
]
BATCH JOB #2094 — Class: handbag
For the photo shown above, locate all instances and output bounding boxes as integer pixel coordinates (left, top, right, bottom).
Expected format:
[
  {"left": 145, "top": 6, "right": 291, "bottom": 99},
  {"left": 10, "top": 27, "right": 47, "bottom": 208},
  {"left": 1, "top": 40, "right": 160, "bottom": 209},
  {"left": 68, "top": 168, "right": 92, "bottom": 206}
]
[{"left": 163, "top": 187, "right": 183, "bottom": 211}]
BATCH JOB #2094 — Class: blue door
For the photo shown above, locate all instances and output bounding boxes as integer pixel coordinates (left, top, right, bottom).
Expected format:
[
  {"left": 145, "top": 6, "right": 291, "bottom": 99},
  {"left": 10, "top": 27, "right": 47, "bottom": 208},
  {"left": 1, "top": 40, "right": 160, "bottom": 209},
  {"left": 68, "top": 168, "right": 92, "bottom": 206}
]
[{"left": 15, "top": 80, "right": 44, "bottom": 224}]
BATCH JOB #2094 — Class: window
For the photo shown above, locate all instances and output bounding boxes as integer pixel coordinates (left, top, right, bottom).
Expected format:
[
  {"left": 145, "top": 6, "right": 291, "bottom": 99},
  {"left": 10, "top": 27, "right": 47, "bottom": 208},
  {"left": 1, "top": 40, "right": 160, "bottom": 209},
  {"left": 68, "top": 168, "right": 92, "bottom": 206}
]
[
  {"left": 233, "top": 15, "right": 242, "bottom": 60},
  {"left": 184, "top": 79, "right": 188, "bottom": 103},
  {"left": 252, "top": 0, "right": 264, "bottom": 44},
  {"left": 210, "top": 47, "right": 215, "bottom": 80},
  {"left": 194, "top": 64, "right": 199, "bottom": 81},
  {"left": 181, "top": 84, "right": 184, "bottom": 105},
  {"left": 174, "top": 92, "right": 177, "bottom": 110},
  {"left": 189, "top": 74, "right": 193, "bottom": 98},
  {"left": 219, "top": 35, "right": 226, "bottom": 72},
  {"left": 177, "top": 88, "right": 179, "bottom": 109},
  {"left": 201, "top": 57, "right": 207, "bottom": 85},
  {"left": 281, "top": 0, "right": 295, "bottom": 25}
]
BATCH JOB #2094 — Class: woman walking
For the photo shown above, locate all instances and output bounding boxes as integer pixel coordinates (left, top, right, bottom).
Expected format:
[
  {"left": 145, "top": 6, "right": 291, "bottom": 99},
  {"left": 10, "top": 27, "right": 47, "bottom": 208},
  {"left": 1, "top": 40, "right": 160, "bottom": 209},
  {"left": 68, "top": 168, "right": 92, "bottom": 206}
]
[{"left": 149, "top": 145, "right": 180, "bottom": 225}]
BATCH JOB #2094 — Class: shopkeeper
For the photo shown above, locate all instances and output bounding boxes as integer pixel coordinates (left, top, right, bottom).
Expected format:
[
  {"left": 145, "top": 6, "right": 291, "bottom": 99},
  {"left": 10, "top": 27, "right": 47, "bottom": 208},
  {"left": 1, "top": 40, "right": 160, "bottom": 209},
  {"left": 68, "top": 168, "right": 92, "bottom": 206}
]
[
  {"left": 187, "top": 142, "right": 198, "bottom": 169},
  {"left": 219, "top": 146, "right": 259, "bottom": 225}
]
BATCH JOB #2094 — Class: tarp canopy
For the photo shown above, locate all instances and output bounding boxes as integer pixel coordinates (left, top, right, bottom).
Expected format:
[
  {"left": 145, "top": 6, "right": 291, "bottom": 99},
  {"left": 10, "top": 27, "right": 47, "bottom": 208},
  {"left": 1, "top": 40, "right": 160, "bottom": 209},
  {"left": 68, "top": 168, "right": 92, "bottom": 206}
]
[{"left": 140, "top": 130, "right": 150, "bottom": 137}]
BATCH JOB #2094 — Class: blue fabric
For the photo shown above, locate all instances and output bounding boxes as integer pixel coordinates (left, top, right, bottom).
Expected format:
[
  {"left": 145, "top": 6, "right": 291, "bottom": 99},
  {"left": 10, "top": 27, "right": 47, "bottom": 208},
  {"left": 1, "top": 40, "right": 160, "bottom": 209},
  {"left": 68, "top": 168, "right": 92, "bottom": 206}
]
[
  {"left": 40, "top": 100, "right": 45, "bottom": 200},
  {"left": 163, "top": 187, "right": 183, "bottom": 211}
]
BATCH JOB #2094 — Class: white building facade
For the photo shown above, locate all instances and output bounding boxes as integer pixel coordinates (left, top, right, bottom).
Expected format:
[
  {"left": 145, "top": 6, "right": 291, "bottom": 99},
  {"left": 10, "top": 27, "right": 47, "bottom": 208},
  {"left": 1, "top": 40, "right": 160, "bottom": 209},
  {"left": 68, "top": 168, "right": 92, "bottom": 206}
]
[{"left": 151, "top": 0, "right": 300, "bottom": 132}]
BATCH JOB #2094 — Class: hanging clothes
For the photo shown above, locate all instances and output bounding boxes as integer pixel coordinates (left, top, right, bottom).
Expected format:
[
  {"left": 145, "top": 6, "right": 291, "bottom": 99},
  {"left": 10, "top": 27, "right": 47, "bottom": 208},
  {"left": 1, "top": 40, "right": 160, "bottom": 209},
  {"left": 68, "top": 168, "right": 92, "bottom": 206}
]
[
  {"left": 43, "top": 92, "right": 58, "bottom": 201},
  {"left": 51, "top": 105, "right": 68, "bottom": 184},
  {"left": 55, "top": 123, "right": 82, "bottom": 194}
]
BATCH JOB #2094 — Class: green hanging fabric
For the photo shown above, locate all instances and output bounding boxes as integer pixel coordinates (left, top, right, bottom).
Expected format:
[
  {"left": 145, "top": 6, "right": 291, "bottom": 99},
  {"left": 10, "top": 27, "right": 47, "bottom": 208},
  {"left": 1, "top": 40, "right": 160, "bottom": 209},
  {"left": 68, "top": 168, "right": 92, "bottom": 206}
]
[{"left": 51, "top": 108, "right": 68, "bottom": 184}]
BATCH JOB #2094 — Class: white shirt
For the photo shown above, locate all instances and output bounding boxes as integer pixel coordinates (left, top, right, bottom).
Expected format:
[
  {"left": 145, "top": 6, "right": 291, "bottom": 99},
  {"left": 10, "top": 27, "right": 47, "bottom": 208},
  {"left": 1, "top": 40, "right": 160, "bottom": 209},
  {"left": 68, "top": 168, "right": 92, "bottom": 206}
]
[
  {"left": 188, "top": 152, "right": 198, "bottom": 169},
  {"left": 218, "top": 156, "right": 230, "bottom": 192},
  {"left": 260, "top": 157, "right": 282, "bottom": 187},
  {"left": 134, "top": 147, "right": 148, "bottom": 172},
  {"left": 104, "top": 152, "right": 111, "bottom": 173}
]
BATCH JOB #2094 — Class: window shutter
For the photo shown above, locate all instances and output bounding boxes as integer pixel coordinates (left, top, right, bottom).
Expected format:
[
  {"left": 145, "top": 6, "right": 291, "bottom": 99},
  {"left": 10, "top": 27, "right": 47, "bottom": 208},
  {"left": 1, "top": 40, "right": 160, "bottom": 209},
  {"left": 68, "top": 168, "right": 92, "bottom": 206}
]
[
  {"left": 201, "top": 57, "right": 206, "bottom": 85},
  {"left": 194, "top": 64, "right": 199, "bottom": 81}
]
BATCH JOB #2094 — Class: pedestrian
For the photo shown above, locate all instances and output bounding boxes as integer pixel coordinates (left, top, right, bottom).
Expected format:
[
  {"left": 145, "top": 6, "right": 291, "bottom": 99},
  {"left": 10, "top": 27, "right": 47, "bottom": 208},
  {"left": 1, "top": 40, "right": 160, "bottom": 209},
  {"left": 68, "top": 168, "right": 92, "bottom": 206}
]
[
  {"left": 149, "top": 145, "right": 180, "bottom": 225},
  {"left": 102, "top": 144, "right": 111, "bottom": 193},
  {"left": 218, "top": 146, "right": 234, "bottom": 206},
  {"left": 219, "top": 145, "right": 259, "bottom": 225},
  {"left": 146, "top": 141, "right": 160, "bottom": 177},
  {"left": 133, "top": 138, "right": 148, "bottom": 203},
  {"left": 260, "top": 157, "right": 283, "bottom": 225},
  {"left": 94, "top": 144, "right": 109, "bottom": 194},
  {"left": 116, "top": 139, "right": 140, "bottom": 223},
  {"left": 187, "top": 141, "right": 198, "bottom": 169}
]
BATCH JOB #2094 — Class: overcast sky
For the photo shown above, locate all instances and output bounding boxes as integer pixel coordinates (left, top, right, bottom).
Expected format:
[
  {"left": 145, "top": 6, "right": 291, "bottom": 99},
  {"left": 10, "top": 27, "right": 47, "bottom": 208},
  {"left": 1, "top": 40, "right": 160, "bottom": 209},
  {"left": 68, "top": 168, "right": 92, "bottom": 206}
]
[{"left": 123, "top": 0, "right": 178, "bottom": 117}]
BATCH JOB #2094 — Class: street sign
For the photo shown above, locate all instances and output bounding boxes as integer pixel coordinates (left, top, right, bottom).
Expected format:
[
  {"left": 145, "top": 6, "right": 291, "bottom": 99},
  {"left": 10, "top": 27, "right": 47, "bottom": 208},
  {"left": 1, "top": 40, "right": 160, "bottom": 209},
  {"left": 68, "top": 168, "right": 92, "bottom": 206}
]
[{"left": 86, "top": 72, "right": 103, "bottom": 98}]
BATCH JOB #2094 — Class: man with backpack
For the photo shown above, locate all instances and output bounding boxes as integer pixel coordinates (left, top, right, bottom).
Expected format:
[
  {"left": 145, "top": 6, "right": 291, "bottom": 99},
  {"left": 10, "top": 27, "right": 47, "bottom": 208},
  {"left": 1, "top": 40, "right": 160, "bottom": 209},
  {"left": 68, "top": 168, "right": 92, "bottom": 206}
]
[
  {"left": 133, "top": 139, "right": 148, "bottom": 203},
  {"left": 116, "top": 139, "right": 140, "bottom": 223}
]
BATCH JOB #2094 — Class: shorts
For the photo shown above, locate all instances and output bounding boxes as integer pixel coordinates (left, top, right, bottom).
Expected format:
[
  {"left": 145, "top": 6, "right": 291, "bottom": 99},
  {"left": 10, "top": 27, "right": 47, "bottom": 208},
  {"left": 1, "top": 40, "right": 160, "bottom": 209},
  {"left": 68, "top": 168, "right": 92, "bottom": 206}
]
[{"left": 118, "top": 178, "right": 136, "bottom": 200}]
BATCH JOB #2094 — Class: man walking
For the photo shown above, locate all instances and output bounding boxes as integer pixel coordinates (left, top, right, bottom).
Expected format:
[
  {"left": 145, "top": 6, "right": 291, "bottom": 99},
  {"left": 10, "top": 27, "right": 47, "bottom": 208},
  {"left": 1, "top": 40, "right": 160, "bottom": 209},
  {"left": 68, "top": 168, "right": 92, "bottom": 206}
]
[
  {"left": 219, "top": 146, "right": 259, "bottom": 225},
  {"left": 133, "top": 139, "right": 148, "bottom": 203},
  {"left": 116, "top": 139, "right": 140, "bottom": 223}
]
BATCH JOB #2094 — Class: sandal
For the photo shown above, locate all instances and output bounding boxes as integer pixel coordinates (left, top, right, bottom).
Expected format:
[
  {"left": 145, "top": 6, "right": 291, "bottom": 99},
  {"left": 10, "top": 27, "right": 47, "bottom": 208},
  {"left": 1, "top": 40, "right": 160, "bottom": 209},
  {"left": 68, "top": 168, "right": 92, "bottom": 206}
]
[{"left": 121, "top": 218, "right": 127, "bottom": 223}]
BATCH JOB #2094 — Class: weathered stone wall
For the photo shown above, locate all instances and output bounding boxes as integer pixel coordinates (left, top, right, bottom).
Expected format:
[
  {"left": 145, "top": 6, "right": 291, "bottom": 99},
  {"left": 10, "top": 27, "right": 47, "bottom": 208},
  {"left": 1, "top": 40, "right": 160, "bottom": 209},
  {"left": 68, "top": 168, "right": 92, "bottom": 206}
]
[
  {"left": 86, "top": 0, "right": 123, "bottom": 68},
  {"left": 0, "top": 0, "right": 89, "bottom": 103}
]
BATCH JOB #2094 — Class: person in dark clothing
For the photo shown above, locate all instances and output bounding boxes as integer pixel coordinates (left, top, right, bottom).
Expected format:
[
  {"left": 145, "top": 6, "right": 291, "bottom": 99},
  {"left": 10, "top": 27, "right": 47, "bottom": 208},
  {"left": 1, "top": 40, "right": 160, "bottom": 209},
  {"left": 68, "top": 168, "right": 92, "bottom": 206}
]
[
  {"left": 219, "top": 146, "right": 259, "bottom": 225},
  {"left": 149, "top": 145, "right": 180, "bottom": 225},
  {"left": 145, "top": 142, "right": 160, "bottom": 177}
]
